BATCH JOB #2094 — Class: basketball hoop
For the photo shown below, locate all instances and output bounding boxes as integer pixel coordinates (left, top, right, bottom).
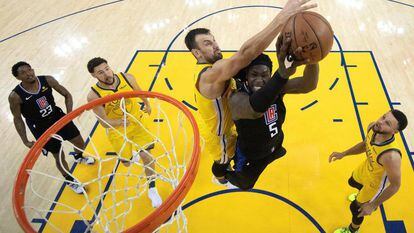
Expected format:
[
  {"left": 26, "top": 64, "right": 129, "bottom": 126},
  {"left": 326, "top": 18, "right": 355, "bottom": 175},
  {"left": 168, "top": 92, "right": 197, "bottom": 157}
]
[{"left": 13, "top": 91, "right": 200, "bottom": 233}]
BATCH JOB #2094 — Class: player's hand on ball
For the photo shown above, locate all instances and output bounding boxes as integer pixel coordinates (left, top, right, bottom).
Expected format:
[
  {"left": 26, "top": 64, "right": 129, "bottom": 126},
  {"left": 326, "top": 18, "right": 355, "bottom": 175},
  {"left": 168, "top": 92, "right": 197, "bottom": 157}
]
[
  {"left": 24, "top": 141, "right": 35, "bottom": 148},
  {"left": 329, "top": 152, "right": 345, "bottom": 163},
  {"left": 276, "top": 35, "right": 309, "bottom": 79},
  {"left": 281, "top": 0, "right": 317, "bottom": 21}
]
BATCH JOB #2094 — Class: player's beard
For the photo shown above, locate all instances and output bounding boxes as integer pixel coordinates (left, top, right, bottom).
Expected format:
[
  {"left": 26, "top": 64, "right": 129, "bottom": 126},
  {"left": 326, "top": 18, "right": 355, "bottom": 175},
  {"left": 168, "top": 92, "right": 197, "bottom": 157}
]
[
  {"left": 103, "top": 75, "right": 115, "bottom": 85},
  {"left": 206, "top": 52, "right": 223, "bottom": 64},
  {"left": 372, "top": 123, "right": 386, "bottom": 134}
]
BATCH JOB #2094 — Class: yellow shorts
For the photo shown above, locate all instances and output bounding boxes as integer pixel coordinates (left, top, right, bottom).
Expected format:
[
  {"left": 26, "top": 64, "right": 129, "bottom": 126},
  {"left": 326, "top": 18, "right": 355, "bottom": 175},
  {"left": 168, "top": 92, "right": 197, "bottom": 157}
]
[
  {"left": 352, "top": 173, "right": 388, "bottom": 203},
  {"left": 107, "top": 122, "right": 154, "bottom": 160},
  {"left": 201, "top": 126, "right": 237, "bottom": 164}
]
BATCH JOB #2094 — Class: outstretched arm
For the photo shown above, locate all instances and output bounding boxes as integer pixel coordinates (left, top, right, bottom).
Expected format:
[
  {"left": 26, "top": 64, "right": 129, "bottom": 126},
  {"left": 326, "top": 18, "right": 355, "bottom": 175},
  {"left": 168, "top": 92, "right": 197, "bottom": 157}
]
[
  {"left": 329, "top": 122, "right": 374, "bottom": 162},
  {"left": 229, "top": 37, "right": 308, "bottom": 120},
  {"left": 199, "top": 0, "right": 317, "bottom": 99}
]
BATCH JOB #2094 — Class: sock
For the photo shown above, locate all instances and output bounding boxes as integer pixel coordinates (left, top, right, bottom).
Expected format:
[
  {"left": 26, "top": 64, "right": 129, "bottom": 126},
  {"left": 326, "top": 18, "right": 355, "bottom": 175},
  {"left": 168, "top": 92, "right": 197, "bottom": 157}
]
[
  {"left": 217, "top": 177, "right": 228, "bottom": 184},
  {"left": 349, "top": 224, "right": 359, "bottom": 233},
  {"left": 73, "top": 152, "right": 83, "bottom": 160},
  {"left": 148, "top": 180, "right": 155, "bottom": 188},
  {"left": 64, "top": 174, "right": 74, "bottom": 182}
]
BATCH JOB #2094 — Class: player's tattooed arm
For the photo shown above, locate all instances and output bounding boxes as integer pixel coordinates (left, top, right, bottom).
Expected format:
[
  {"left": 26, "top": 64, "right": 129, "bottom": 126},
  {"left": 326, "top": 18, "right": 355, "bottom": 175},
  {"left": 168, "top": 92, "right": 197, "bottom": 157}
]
[
  {"left": 9, "top": 92, "right": 34, "bottom": 148},
  {"left": 125, "top": 73, "right": 151, "bottom": 115},
  {"left": 229, "top": 91, "right": 263, "bottom": 120},
  {"left": 45, "top": 76, "right": 73, "bottom": 113}
]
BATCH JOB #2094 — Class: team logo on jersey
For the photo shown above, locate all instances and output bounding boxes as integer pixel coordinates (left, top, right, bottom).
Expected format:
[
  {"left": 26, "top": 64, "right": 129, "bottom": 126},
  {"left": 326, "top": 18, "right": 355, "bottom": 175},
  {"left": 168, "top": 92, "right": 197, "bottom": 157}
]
[
  {"left": 36, "top": 96, "right": 49, "bottom": 109},
  {"left": 264, "top": 104, "right": 278, "bottom": 125},
  {"left": 41, "top": 86, "right": 48, "bottom": 92}
]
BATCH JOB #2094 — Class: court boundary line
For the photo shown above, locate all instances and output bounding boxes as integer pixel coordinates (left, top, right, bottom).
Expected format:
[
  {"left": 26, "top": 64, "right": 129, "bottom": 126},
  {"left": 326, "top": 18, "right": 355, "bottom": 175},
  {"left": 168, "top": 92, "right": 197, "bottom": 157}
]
[
  {"left": 0, "top": 0, "right": 125, "bottom": 44},
  {"left": 182, "top": 189, "right": 325, "bottom": 233},
  {"left": 387, "top": 0, "right": 414, "bottom": 8}
]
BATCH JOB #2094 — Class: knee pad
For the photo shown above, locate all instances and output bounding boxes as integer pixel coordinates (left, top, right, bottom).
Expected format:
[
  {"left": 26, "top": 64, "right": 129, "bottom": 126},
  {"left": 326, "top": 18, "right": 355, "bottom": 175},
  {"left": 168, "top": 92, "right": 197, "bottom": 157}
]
[
  {"left": 350, "top": 200, "right": 364, "bottom": 225},
  {"left": 212, "top": 162, "right": 229, "bottom": 178}
]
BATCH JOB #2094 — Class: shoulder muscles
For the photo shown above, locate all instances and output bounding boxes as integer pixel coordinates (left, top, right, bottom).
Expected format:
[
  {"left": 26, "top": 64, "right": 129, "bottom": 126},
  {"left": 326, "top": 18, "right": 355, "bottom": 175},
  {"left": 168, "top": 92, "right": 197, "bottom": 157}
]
[{"left": 229, "top": 91, "right": 263, "bottom": 120}]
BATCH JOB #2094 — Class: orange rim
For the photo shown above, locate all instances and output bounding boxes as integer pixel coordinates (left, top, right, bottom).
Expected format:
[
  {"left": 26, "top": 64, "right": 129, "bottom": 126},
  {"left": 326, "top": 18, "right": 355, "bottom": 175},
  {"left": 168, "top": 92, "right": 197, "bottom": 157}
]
[{"left": 13, "top": 91, "right": 200, "bottom": 233}]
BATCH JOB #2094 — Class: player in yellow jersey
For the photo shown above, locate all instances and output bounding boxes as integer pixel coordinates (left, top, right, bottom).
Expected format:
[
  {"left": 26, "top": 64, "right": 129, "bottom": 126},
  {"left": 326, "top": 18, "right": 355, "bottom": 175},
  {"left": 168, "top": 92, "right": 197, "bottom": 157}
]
[
  {"left": 86, "top": 57, "right": 162, "bottom": 208},
  {"left": 184, "top": 0, "right": 317, "bottom": 186},
  {"left": 329, "top": 110, "right": 408, "bottom": 233}
]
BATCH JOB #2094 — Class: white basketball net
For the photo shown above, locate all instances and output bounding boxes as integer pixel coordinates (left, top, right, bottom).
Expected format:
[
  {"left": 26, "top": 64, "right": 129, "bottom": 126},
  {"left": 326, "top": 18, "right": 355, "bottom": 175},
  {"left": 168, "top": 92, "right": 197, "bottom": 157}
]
[{"left": 21, "top": 96, "right": 196, "bottom": 233}]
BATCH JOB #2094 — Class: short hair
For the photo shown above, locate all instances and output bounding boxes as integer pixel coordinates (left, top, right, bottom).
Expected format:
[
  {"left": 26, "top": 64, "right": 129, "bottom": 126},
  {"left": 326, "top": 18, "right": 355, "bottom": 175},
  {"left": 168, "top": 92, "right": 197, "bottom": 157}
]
[
  {"left": 184, "top": 28, "right": 210, "bottom": 51},
  {"left": 391, "top": 109, "right": 408, "bottom": 131},
  {"left": 234, "top": 54, "right": 273, "bottom": 81},
  {"left": 87, "top": 57, "right": 107, "bottom": 73},
  {"left": 12, "top": 61, "right": 31, "bottom": 77}
]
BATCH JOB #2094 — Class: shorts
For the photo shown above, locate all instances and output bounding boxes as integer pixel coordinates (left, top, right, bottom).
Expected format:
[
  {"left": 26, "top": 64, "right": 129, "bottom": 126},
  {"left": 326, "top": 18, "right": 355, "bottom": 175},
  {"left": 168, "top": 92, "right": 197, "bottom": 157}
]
[{"left": 26, "top": 108, "right": 80, "bottom": 154}]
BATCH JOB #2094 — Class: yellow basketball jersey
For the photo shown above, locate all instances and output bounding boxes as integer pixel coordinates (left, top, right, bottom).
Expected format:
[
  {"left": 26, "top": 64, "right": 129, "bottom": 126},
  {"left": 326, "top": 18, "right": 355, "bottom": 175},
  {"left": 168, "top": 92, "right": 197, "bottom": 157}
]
[
  {"left": 91, "top": 72, "right": 142, "bottom": 121},
  {"left": 193, "top": 63, "right": 235, "bottom": 136},
  {"left": 353, "top": 128, "right": 401, "bottom": 188}
]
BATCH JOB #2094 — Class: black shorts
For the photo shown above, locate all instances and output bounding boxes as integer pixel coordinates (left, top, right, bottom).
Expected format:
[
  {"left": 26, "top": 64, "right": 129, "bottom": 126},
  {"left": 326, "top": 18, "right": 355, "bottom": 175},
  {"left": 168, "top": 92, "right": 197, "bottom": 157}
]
[
  {"left": 226, "top": 142, "right": 286, "bottom": 189},
  {"left": 26, "top": 108, "right": 80, "bottom": 154}
]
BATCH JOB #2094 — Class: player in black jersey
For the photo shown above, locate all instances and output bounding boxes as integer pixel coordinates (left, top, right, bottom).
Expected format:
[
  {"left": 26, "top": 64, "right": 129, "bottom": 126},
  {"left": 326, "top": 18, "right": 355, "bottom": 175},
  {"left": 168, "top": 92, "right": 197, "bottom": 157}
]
[
  {"left": 8, "top": 62, "right": 95, "bottom": 194},
  {"left": 225, "top": 36, "right": 320, "bottom": 190}
]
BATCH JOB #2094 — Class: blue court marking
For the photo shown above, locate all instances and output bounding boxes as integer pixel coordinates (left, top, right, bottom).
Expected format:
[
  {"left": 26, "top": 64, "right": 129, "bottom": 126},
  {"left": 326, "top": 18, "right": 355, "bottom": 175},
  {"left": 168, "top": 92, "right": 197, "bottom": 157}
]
[
  {"left": 387, "top": 0, "right": 414, "bottom": 8},
  {"left": 335, "top": 39, "right": 365, "bottom": 140},
  {"left": 182, "top": 189, "right": 325, "bottom": 233},
  {"left": 333, "top": 119, "right": 343, "bottom": 122},
  {"left": 329, "top": 78, "right": 339, "bottom": 90},
  {"left": 355, "top": 102, "right": 369, "bottom": 105},
  {"left": 0, "top": 0, "right": 125, "bottom": 44},
  {"left": 345, "top": 65, "right": 357, "bottom": 68},
  {"left": 164, "top": 77, "right": 173, "bottom": 90},
  {"left": 32, "top": 218, "right": 46, "bottom": 224},
  {"left": 391, "top": 102, "right": 401, "bottom": 106},
  {"left": 125, "top": 50, "right": 139, "bottom": 72},
  {"left": 300, "top": 100, "right": 318, "bottom": 111},
  {"left": 182, "top": 100, "right": 198, "bottom": 111}
]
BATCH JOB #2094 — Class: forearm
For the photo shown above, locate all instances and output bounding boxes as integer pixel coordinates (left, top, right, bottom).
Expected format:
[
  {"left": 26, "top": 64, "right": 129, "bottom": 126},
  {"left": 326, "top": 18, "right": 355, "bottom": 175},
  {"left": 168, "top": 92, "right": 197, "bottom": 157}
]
[
  {"left": 302, "top": 63, "right": 319, "bottom": 92},
  {"left": 249, "top": 71, "right": 288, "bottom": 113},
  {"left": 372, "top": 184, "right": 400, "bottom": 207},
  {"left": 14, "top": 118, "right": 29, "bottom": 143},
  {"left": 142, "top": 97, "right": 150, "bottom": 106},
  {"left": 283, "top": 64, "right": 319, "bottom": 94},
  {"left": 343, "top": 141, "right": 366, "bottom": 156},
  {"left": 239, "top": 15, "right": 286, "bottom": 61},
  {"left": 65, "top": 94, "right": 73, "bottom": 113}
]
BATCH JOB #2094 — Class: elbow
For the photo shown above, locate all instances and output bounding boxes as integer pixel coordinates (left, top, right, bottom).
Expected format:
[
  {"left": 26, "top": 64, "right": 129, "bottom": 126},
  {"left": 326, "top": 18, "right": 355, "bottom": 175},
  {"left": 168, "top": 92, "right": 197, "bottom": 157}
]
[{"left": 302, "top": 82, "right": 318, "bottom": 94}]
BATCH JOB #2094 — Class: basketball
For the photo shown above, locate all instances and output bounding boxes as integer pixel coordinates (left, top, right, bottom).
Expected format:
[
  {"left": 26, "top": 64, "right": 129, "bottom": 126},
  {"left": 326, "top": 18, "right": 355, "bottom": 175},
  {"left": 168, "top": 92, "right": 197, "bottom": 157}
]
[{"left": 281, "top": 11, "right": 334, "bottom": 63}]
